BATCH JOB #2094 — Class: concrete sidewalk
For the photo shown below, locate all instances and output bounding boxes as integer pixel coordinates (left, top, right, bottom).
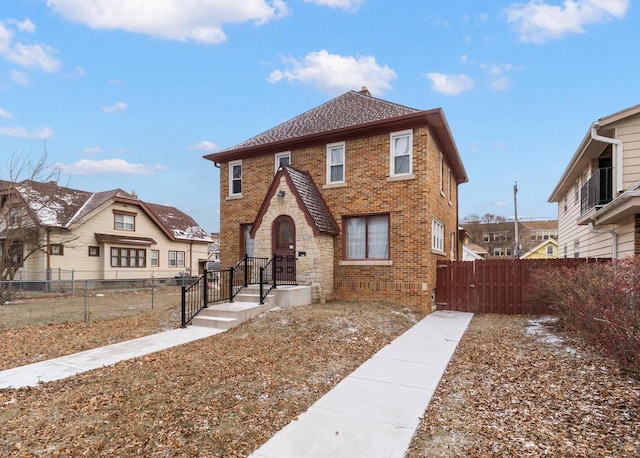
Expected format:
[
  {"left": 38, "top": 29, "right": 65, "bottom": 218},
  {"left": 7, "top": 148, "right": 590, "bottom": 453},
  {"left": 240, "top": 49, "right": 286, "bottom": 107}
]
[
  {"left": 0, "top": 326, "right": 223, "bottom": 389},
  {"left": 0, "top": 309, "right": 473, "bottom": 457},
  {"left": 249, "top": 310, "right": 473, "bottom": 458}
]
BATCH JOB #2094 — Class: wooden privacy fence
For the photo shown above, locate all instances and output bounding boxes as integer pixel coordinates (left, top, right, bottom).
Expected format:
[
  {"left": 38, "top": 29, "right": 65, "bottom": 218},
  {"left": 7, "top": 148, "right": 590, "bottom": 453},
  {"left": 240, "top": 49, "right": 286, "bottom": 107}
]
[{"left": 436, "top": 258, "right": 607, "bottom": 314}]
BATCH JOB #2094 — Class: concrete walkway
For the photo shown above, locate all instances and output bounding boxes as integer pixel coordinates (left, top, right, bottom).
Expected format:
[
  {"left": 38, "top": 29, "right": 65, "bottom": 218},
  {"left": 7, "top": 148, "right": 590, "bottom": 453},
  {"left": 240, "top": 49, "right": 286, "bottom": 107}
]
[
  {"left": 0, "top": 310, "right": 473, "bottom": 457},
  {"left": 249, "top": 310, "right": 473, "bottom": 458},
  {"left": 0, "top": 326, "right": 223, "bottom": 389}
]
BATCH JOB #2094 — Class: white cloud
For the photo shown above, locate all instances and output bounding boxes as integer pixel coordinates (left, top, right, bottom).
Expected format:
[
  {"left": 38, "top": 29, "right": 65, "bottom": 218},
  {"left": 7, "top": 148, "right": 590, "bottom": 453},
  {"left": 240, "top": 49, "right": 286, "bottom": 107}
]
[
  {"left": 10, "top": 70, "right": 30, "bottom": 86},
  {"left": 83, "top": 146, "right": 103, "bottom": 155},
  {"left": 305, "top": 0, "right": 364, "bottom": 12},
  {"left": 189, "top": 140, "right": 218, "bottom": 152},
  {"left": 46, "top": 0, "right": 289, "bottom": 44},
  {"left": 0, "top": 125, "right": 54, "bottom": 139},
  {"left": 480, "top": 63, "right": 519, "bottom": 91},
  {"left": 16, "top": 19, "right": 36, "bottom": 33},
  {"left": 506, "top": 0, "right": 630, "bottom": 44},
  {"left": 425, "top": 72, "right": 474, "bottom": 96},
  {"left": 101, "top": 102, "right": 128, "bottom": 114},
  {"left": 0, "top": 107, "right": 13, "bottom": 119},
  {"left": 268, "top": 49, "right": 396, "bottom": 95},
  {"left": 59, "top": 158, "right": 167, "bottom": 175},
  {"left": 0, "top": 20, "right": 61, "bottom": 72}
]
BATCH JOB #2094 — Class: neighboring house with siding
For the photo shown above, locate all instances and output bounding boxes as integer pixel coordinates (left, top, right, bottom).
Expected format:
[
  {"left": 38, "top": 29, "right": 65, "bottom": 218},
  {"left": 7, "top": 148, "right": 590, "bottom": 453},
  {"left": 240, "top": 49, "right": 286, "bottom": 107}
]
[
  {"left": 549, "top": 104, "right": 640, "bottom": 258},
  {"left": 0, "top": 180, "right": 211, "bottom": 280},
  {"left": 204, "top": 88, "right": 468, "bottom": 309},
  {"left": 519, "top": 238, "right": 558, "bottom": 259}
]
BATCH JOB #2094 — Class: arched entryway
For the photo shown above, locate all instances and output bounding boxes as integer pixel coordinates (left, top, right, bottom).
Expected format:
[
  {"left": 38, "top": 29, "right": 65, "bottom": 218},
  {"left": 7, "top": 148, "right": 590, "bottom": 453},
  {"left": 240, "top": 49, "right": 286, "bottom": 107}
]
[{"left": 272, "top": 215, "right": 296, "bottom": 281}]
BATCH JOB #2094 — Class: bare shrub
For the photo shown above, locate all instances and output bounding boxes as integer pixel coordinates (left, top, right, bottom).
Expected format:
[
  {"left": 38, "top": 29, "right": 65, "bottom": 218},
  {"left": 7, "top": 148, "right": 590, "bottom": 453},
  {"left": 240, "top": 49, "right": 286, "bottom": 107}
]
[{"left": 529, "top": 258, "right": 640, "bottom": 378}]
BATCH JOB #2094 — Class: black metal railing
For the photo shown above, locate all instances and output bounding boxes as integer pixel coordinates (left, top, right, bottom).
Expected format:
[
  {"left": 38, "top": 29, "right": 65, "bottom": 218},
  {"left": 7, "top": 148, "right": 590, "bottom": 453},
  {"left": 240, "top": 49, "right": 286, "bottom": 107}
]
[
  {"left": 581, "top": 167, "right": 612, "bottom": 214},
  {"left": 181, "top": 255, "right": 294, "bottom": 327}
]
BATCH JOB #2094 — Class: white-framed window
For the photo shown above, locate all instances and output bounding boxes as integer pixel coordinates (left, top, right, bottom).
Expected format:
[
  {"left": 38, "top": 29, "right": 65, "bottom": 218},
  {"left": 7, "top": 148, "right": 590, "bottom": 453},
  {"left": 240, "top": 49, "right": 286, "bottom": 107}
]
[
  {"left": 546, "top": 245, "right": 554, "bottom": 256},
  {"left": 344, "top": 214, "right": 389, "bottom": 260},
  {"left": 574, "top": 179, "right": 580, "bottom": 204},
  {"left": 229, "top": 160, "right": 242, "bottom": 196},
  {"left": 326, "top": 142, "right": 345, "bottom": 184},
  {"left": 9, "top": 208, "right": 20, "bottom": 226},
  {"left": 169, "top": 250, "right": 185, "bottom": 268},
  {"left": 275, "top": 152, "right": 290, "bottom": 173},
  {"left": 390, "top": 130, "right": 413, "bottom": 176},
  {"left": 432, "top": 218, "right": 444, "bottom": 252},
  {"left": 114, "top": 212, "right": 135, "bottom": 231},
  {"left": 448, "top": 169, "right": 452, "bottom": 203},
  {"left": 573, "top": 240, "right": 580, "bottom": 258},
  {"left": 151, "top": 250, "right": 159, "bottom": 267}
]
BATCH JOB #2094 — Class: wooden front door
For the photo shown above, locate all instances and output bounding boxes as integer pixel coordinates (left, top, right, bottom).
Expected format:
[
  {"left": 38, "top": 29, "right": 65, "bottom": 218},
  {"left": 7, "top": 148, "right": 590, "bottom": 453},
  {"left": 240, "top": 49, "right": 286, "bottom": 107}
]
[{"left": 272, "top": 215, "right": 296, "bottom": 282}]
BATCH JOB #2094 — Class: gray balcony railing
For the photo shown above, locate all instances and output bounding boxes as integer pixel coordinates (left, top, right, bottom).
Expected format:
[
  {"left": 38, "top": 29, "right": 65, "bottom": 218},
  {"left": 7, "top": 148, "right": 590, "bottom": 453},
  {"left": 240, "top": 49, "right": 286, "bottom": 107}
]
[{"left": 581, "top": 167, "right": 612, "bottom": 214}]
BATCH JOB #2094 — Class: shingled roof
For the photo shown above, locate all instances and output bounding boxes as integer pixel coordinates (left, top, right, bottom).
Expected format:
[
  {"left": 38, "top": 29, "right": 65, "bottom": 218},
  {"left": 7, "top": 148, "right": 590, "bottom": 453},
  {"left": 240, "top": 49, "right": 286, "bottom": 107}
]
[
  {"left": 251, "top": 166, "right": 339, "bottom": 238},
  {"left": 2, "top": 180, "right": 210, "bottom": 242},
  {"left": 205, "top": 89, "right": 468, "bottom": 184},
  {"left": 231, "top": 90, "right": 419, "bottom": 150}
]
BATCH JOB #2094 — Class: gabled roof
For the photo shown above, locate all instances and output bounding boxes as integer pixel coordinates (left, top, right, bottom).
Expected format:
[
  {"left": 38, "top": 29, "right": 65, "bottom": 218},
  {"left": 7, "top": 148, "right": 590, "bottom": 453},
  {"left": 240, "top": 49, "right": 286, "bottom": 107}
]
[
  {"left": 251, "top": 166, "right": 339, "bottom": 237},
  {"left": 205, "top": 90, "right": 468, "bottom": 184},
  {"left": 519, "top": 238, "right": 558, "bottom": 259},
  {"left": 1, "top": 180, "right": 211, "bottom": 243}
]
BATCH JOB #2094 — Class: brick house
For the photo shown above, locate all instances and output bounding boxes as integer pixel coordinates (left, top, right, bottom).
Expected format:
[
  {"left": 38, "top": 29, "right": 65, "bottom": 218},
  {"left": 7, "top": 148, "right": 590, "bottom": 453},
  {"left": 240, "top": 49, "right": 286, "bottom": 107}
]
[{"left": 204, "top": 89, "right": 468, "bottom": 310}]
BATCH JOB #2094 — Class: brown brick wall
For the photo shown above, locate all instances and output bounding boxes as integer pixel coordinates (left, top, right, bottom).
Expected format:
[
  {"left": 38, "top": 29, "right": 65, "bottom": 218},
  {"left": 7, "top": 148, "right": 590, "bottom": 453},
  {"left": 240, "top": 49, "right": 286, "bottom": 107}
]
[{"left": 218, "top": 124, "right": 459, "bottom": 311}]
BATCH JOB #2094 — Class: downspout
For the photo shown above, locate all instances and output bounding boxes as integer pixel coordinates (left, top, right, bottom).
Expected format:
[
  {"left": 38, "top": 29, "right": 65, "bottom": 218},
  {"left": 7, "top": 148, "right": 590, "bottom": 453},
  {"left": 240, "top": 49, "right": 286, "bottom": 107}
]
[
  {"left": 591, "top": 122, "right": 624, "bottom": 193},
  {"left": 588, "top": 223, "right": 617, "bottom": 259}
]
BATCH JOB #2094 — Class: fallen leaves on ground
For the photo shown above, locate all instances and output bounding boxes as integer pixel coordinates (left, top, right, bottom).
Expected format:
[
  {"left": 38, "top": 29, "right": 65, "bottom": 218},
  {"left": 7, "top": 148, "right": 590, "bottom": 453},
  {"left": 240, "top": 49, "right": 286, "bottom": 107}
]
[
  {"left": 0, "top": 301, "right": 422, "bottom": 457},
  {"left": 406, "top": 315, "right": 640, "bottom": 457}
]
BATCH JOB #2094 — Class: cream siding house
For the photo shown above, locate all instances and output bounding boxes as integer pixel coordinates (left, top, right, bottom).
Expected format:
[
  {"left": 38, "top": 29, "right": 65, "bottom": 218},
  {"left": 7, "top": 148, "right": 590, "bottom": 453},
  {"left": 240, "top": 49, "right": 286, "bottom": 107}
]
[
  {"left": 0, "top": 180, "right": 211, "bottom": 280},
  {"left": 549, "top": 104, "right": 640, "bottom": 258}
]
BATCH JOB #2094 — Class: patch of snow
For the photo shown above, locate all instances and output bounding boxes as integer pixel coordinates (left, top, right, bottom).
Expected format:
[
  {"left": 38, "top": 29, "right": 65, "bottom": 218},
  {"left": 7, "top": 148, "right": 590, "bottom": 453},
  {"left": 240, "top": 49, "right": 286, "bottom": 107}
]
[{"left": 526, "top": 316, "right": 579, "bottom": 356}]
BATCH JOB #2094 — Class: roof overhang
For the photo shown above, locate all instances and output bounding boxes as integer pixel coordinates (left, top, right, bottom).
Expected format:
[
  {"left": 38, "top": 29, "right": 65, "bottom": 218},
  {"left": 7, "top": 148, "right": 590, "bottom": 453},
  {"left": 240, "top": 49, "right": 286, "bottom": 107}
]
[
  {"left": 576, "top": 190, "right": 640, "bottom": 226},
  {"left": 94, "top": 233, "right": 157, "bottom": 245},
  {"left": 549, "top": 104, "right": 640, "bottom": 203},
  {"left": 205, "top": 110, "right": 469, "bottom": 185}
]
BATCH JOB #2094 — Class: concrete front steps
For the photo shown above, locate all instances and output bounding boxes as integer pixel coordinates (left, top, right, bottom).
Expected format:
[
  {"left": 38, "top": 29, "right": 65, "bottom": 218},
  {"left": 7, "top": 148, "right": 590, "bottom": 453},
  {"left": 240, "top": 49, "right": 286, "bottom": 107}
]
[{"left": 190, "top": 284, "right": 312, "bottom": 331}]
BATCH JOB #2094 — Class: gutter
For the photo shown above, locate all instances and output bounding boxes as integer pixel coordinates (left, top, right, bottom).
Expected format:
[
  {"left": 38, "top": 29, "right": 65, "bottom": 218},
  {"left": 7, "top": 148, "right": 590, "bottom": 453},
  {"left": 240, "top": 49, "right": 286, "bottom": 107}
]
[
  {"left": 588, "top": 222, "right": 617, "bottom": 259},
  {"left": 591, "top": 122, "right": 623, "bottom": 193}
]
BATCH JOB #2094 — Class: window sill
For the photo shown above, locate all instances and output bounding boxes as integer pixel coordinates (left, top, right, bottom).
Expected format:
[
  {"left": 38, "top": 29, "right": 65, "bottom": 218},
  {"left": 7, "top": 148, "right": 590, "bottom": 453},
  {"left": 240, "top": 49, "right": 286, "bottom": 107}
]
[
  {"left": 226, "top": 194, "right": 243, "bottom": 200},
  {"left": 387, "top": 174, "right": 415, "bottom": 182},
  {"left": 339, "top": 260, "right": 393, "bottom": 266},
  {"left": 322, "top": 182, "right": 347, "bottom": 189},
  {"left": 431, "top": 249, "right": 446, "bottom": 256}
]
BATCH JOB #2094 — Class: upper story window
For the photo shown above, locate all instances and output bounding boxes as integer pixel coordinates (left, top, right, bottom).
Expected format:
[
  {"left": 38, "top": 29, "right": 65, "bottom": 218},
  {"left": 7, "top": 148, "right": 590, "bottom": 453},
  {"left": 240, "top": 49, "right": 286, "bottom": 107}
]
[
  {"left": 546, "top": 245, "right": 554, "bottom": 256},
  {"left": 390, "top": 130, "right": 413, "bottom": 177},
  {"left": 326, "top": 142, "right": 345, "bottom": 184},
  {"left": 9, "top": 208, "right": 20, "bottom": 226},
  {"left": 432, "top": 218, "right": 444, "bottom": 253},
  {"left": 114, "top": 212, "right": 135, "bottom": 231},
  {"left": 229, "top": 160, "right": 242, "bottom": 196},
  {"left": 275, "top": 152, "right": 290, "bottom": 173},
  {"left": 344, "top": 214, "right": 389, "bottom": 260}
]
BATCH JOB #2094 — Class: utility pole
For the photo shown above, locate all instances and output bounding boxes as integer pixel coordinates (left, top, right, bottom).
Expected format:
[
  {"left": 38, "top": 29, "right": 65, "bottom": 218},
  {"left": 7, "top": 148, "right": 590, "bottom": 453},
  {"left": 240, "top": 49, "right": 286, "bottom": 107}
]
[{"left": 514, "top": 181, "right": 519, "bottom": 257}]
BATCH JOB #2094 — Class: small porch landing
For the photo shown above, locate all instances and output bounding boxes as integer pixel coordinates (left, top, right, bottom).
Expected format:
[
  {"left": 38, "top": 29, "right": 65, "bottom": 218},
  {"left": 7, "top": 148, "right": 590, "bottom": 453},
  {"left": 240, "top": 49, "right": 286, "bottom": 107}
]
[{"left": 190, "top": 285, "right": 312, "bottom": 331}]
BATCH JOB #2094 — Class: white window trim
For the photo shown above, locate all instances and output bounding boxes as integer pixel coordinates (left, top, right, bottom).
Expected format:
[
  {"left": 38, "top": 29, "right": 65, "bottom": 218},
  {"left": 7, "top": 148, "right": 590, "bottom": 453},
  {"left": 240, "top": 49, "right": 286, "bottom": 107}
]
[
  {"left": 326, "top": 141, "right": 345, "bottom": 185},
  {"left": 389, "top": 129, "right": 413, "bottom": 177},
  {"left": 275, "top": 151, "right": 291, "bottom": 173},
  {"left": 229, "top": 160, "right": 242, "bottom": 197},
  {"left": 432, "top": 218, "right": 445, "bottom": 254},
  {"left": 439, "top": 152, "right": 445, "bottom": 196}
]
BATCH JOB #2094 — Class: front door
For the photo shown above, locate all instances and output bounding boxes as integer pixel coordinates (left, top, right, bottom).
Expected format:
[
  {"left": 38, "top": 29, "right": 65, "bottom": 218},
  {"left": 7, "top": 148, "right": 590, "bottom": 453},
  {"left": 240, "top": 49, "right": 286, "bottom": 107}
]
[{"left": 272, "top": 215, "right": 296, "bottom": 282}]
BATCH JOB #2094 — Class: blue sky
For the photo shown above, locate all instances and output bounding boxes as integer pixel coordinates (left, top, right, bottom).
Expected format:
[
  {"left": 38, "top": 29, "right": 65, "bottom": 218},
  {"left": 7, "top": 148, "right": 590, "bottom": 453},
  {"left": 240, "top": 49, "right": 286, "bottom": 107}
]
[{"left": 1, "top": 0, "right": 638, "bottom": 232}]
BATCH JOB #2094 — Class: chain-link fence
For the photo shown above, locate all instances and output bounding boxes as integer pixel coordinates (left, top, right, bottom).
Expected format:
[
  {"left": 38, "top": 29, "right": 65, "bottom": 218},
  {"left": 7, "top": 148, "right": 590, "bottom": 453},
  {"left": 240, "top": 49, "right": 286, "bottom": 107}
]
[{"left": 0, "top": 276, "right": 188, "bottom": 329}]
